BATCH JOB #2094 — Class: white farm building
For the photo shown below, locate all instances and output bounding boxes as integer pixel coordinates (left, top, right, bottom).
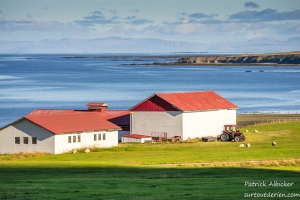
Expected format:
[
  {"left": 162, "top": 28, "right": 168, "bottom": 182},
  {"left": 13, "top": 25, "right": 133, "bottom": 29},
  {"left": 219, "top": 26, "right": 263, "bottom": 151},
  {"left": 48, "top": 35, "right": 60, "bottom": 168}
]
[
  {"left": 0, "top": 103, "right": 130, "bottom": 154},
  {"left": 129, "top": 90, "right": 238, "bottom": 140}
]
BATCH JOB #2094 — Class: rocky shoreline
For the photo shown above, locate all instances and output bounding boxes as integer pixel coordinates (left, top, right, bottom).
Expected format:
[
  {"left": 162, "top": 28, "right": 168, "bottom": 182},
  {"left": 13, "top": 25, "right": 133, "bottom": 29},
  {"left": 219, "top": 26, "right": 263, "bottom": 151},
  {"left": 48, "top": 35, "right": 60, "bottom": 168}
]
[
  {"left": 140, "top": 62, "right": 300, "bottom": 66},
  {"left": 158, "top": 51, "right": 300, "bottom": 66}
]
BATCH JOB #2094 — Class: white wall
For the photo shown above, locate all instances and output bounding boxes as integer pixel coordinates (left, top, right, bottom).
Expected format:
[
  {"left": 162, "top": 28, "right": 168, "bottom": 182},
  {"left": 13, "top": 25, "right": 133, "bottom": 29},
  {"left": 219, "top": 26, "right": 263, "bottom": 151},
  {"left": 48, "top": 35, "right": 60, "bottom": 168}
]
[
  {"left": 182, "top": 109, "right": 236, "bottom": 140},
  {"left": 121, "top": 137, "right": 141, "bottom": 143},
  {"left": 121, "top": 137, "right": 152, "bottom": 143},
  {"left": 131, "top": 110, "right": 236, "bottom": 140},
  {"left": 131, "top": 111, "right": 183, "bottom": 138},
  {"left": 0, "top": 119, "right": 55, "bottom": 154},
  {"left": 54, "top": 130, "right": 119, "bottom": 154}
]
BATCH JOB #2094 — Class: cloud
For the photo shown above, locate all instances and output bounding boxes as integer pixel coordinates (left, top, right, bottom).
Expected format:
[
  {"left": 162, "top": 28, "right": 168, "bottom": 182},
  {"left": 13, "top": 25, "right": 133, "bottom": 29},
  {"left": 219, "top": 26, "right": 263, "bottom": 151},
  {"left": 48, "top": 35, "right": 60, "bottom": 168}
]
[
  {"left": 0, "top": 17, "right": 98, "bottom": 41},
  {"left": 83, "top": 11, "right": 104, "bottom": 20},
  {"left": 2, "top": 5, "right": 299, "bottom": 44},
  {"left": 0, "top": 17, "right": 89, "bottom": 33},
  {"left": 173, "top": 12, "right": 219, "bottom": 24},
  {"left": 229, "top": 9, "right": 300, "bottom": 22},
  {"left": 125, "top": 16, "right": 136, "bottom": 20},
  {"left": 128, "top": 18, "right": 153, "bottom": 25},
  {"left": 195, "top": 19, "right": 225, "bottom": 24},
  {"left": 125, "top": 16, "right": 153, "bottom": 25},
  {"left": 277, "top": 23, "right": 300, "bottom": 34},
  {"left": 26, "top": 12, "right": 41, "bottom": 19},
  {"left": 151, "top": 9, "right": 300, "bottom": 41},
  {"left": 109, "top": 10, "right": 117, "bottom": 15},
  {"left": 74, "top": 11, "right": 154, "bottom": 27},
  {"left": 244, "top": 2, "right": 260, "bottom": 8},
  {"left": 156, "top": 22, "right": 247, "bottom": 35},
  {"left": 74, "top": 11, "right": 120, "bottom": 26},
  {"left": 102, "top": 20, "right": 300, "bottom": 44},
  {"left": 147, "top": 17, "right": 300, "bottom": 42},
  {"left": 189, "top": 13, "right": 217, "bottom": 19},
  {"left": 0, "top": 18, "right": 33, "bottom": 26}
]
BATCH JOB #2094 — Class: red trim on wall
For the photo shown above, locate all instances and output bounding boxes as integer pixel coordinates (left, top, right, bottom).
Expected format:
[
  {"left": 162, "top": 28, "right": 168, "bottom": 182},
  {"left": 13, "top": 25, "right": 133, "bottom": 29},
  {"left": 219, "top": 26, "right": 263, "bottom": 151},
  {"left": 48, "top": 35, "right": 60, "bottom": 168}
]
[{"left": 131, "top": 95, "right": 179, "bottom": 111}]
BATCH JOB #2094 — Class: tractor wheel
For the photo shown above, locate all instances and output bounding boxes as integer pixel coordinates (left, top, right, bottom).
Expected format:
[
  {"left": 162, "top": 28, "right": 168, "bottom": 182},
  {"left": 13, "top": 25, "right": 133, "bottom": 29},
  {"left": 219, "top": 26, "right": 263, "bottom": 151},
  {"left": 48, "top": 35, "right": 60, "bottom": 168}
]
[
  {"left": 220, "top": 133, "right": 229, "bottom": 142},
  {"left": 234, "top": 136, "right": 242, "bottom": 142},
  {"left": 241, "top": 135, "right": 246, "bottom": 142}
]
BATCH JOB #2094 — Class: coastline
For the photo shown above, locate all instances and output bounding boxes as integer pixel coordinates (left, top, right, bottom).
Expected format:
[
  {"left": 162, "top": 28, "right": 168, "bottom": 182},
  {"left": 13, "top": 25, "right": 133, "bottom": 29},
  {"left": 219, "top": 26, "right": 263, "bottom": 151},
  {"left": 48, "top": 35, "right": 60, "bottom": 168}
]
[
  {"left": 124, "top": 51, "right": 300, "bottom": 66},
  {"left": 59, "top": 51, "right": 300, "bottom": 66},
  {"left": 165, "top": 51, "right": 300, "bottom": 66},
  {"left": 132, "top": 62, "right": 300, "bottom": 66}
]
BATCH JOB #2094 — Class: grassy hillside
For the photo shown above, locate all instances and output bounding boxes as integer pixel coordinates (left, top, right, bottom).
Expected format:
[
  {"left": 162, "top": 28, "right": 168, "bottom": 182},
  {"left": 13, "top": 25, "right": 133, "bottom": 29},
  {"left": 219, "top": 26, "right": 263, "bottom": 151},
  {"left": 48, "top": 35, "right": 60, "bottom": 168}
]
[
  {"left": 237, "top": 114, "right": 300, "bottom": 127},
  {"left": 0, "top": 122, "right": 299, "bottom": 199}
]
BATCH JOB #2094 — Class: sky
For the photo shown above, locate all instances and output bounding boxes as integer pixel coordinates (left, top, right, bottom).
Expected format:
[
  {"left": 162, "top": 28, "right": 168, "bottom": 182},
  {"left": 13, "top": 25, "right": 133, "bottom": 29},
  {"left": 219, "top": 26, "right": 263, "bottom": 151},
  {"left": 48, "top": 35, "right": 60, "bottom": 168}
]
[{"left": 0, "top": 0, "right": 300, "bottom": 43}]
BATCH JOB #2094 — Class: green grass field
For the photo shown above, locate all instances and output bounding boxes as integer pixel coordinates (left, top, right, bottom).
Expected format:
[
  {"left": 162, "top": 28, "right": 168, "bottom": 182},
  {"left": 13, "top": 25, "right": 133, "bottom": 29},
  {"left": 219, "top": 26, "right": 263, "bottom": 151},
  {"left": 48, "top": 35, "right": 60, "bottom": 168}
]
[{"left": 1, "top": 122, "right": 300, "bottom": 199}]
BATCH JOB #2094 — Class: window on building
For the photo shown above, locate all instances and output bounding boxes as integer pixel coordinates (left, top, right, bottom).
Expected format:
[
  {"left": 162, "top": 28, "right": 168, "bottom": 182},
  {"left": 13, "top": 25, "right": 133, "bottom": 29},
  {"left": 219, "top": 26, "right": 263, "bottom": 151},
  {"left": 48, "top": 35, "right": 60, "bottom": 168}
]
[
  {"left": 78, "top": 135, "right": 81, "bottom": 142},
  {"left": 73, "top": 135, "right": 76, "bottom": 143},
  {"left": 103, "top": 133, "right": 106, "bottom": 140},
  {"left": 23, "top": 137, "right": 29, "bottom": 144},
  {"left": 32, "top": 137, "right": 37, "bottom": 144},
  {"left": 94, "top": 134, "right": 97, "bottom": 141},
  {"left": 15, "top": 137, "right": 20, "bottom": 144},
  {"left": 68, "top": 136, "right": 71, "bottom": 143},
  {"left": 98, "top": 133, "right": 101, "bottom": 140}
]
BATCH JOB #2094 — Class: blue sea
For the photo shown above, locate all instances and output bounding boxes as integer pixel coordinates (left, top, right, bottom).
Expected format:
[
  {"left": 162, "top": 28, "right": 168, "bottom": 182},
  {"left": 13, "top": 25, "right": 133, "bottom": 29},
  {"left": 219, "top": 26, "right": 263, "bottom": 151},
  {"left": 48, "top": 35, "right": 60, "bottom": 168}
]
[{"left": 0, "top": 54, "right": 300, "bottom": 127}]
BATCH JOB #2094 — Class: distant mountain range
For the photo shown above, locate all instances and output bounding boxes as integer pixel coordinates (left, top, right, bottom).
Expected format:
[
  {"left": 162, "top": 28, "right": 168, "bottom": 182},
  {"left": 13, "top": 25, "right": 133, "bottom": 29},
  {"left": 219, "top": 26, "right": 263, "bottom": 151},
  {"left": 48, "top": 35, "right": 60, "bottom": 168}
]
[{"left": 0, "top": 37, "right": 299, "bottom": 54}]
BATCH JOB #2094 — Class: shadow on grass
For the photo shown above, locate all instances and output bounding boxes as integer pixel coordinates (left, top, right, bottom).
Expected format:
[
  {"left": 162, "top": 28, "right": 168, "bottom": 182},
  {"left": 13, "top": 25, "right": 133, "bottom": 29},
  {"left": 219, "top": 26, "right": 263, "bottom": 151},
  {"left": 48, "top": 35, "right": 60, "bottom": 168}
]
[{"left": 0, "top": 166, "right": 299, "bottom": 199}]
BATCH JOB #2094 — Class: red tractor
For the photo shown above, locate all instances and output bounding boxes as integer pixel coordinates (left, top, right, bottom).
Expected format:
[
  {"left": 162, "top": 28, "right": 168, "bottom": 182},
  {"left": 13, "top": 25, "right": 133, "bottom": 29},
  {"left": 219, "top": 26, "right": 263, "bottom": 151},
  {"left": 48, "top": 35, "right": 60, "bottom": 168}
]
[{"left": 220, "top": 124, "right": 245, "bottom": 142}]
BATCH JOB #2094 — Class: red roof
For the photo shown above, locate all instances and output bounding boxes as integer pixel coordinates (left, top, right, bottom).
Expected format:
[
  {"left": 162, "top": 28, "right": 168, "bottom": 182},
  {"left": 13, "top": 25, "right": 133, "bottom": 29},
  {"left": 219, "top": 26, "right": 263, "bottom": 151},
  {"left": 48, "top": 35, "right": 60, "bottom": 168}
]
[
  {"left": 27, "top": 109, "right": 130, "bottom": 126},
  {"left": 25, "top": 112, "right": 121, "bottom": 134},
  {"left": 28, "top": 109, "right": 76, "bottom": 115},
  {"left": 122, "top": 134, "right": 152, "bottom": 139},
  {"left": 130, "top": 90, "right": 238, "bottom": 111}
]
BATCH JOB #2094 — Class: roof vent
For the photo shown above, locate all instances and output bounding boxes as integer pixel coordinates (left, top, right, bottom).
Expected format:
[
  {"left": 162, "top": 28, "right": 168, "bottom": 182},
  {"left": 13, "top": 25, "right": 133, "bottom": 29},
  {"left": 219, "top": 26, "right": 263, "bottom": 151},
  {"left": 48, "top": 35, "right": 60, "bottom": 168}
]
[{"left": 86, "top": 102, "right": 108, "bottom": 112}]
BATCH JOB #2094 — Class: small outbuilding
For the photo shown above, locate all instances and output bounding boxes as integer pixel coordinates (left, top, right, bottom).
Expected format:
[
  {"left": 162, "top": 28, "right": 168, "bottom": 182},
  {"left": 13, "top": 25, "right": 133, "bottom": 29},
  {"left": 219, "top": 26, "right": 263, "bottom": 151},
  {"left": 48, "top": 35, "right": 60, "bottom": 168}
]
[
  {"left": 129, "top": 90, "right": 238, "bottom": 140},
  {"left": 121, "top": 134, "right": 152, "bottom": 143}
]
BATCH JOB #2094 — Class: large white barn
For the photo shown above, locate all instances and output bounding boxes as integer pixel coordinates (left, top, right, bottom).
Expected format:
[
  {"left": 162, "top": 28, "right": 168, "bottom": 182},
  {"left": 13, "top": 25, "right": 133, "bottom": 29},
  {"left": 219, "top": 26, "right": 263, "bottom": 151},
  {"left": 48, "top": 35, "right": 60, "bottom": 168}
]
[
  {"left": 0, "top": 103, "right": 130, "bottom": 154},
  {"left": 129, "top": 90, "right": 238, "bottom": 140}
]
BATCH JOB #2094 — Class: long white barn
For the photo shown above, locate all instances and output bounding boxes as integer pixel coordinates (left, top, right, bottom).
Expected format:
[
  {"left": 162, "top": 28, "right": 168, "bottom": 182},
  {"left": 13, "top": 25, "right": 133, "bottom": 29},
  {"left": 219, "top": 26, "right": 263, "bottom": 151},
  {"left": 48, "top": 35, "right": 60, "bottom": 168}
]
[
  {"left": 129, "top": 90, "right": 238, "bottom": 140},
  {"left": 0, "top": 103, "right": 128, "bottom": 154}
]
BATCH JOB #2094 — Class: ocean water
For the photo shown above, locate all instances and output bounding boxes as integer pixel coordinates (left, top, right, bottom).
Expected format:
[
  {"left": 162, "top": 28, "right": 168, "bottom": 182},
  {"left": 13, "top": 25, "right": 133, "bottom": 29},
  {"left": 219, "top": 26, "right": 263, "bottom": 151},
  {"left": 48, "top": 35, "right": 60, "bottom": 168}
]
[{"left": 0, "top": 54, "right": 300, "bottom": 127}]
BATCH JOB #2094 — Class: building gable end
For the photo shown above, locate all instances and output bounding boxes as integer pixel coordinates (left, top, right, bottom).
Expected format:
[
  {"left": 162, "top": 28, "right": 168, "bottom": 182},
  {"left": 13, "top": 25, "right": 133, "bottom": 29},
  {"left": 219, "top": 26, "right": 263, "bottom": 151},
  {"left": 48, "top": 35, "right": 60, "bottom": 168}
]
[{"left": 131, "top": 95, "right": 180, "bottom": 111}]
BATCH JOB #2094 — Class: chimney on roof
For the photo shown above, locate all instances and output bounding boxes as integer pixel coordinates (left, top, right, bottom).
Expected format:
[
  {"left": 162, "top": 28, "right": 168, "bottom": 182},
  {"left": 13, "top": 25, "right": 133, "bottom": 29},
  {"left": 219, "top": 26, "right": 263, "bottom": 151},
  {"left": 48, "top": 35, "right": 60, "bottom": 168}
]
[{"left": 86, "top": 102, "right": 108, "bottom": 112}]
